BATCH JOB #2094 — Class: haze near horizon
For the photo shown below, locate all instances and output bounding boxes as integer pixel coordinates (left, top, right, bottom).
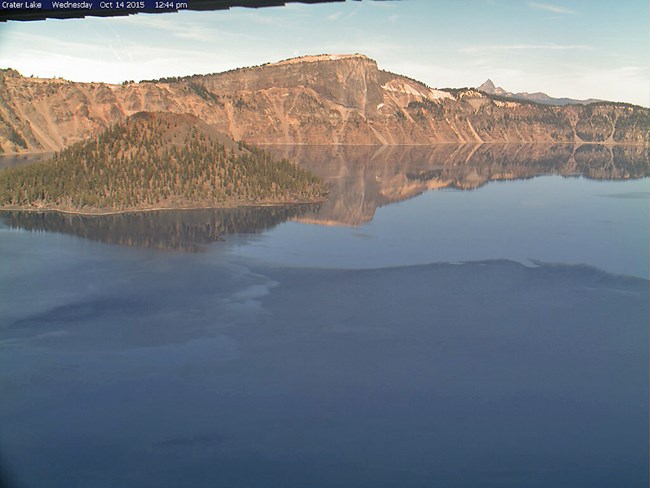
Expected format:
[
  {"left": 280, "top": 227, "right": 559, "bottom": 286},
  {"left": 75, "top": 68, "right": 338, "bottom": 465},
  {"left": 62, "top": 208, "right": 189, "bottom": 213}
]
[{"left": 0, "top": 0, "right": 648, "bottom": 106}]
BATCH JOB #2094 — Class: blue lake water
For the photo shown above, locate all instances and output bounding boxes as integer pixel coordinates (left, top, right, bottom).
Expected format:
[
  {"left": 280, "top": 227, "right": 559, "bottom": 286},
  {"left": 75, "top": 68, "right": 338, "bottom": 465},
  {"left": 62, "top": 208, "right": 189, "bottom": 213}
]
[
  {"left": 0, "top": 145, "right": 648, "bottom": 487},
  {"left": 233, "top": 176, "right": 649, "bottom": 277}
]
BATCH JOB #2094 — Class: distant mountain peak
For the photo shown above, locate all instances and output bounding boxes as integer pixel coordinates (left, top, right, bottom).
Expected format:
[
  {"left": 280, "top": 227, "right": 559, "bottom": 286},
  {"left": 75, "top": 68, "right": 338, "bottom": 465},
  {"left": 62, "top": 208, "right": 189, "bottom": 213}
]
[
  {"left": 478, "top": 79, "right": 497, "bottom": 92},
  {"left": 478, "top": 79, "right": 510, "bottom": 97},
  {"left": 476, "top": 79, "right": 602, "bottom": 106}
]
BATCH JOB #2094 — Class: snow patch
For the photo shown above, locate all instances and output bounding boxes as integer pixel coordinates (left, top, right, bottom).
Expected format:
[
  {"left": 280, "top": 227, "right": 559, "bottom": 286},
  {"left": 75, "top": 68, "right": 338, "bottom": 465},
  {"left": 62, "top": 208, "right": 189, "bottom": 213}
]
[
  {"left": 429, "top": 89, "right": 454, "bottom": 100},
  {"left": 383, "top": 81, "right": 454, "bottom": 102},
  {"left": 382, "top": 82, "right": 427, "bottom": 97}
]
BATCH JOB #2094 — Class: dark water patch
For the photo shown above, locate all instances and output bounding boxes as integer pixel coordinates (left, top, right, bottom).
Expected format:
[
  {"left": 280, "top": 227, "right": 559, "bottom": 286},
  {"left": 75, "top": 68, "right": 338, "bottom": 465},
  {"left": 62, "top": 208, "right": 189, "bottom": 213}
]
[
  {"left": 0, "top": 258, "right": 268, "bottom": 350},
  {"left": 8, "top": 297, "right": 141, "bottom": 329},
  {"left": 0, "top": 204, "right": 318, "bottom": 251}
]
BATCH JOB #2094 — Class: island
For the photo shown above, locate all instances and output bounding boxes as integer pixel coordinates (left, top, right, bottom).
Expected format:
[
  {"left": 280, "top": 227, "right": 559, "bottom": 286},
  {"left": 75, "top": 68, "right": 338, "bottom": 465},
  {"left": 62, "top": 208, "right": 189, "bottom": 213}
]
[{"left": 0, "top": 112, "right": 326, "bottom": 214}]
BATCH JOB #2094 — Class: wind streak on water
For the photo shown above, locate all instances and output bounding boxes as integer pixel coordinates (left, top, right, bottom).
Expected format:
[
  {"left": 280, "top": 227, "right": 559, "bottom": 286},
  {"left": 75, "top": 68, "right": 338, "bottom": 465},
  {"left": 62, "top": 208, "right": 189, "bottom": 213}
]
[{"left": 0, "top": 255, "right": 647, "bottom": 488}]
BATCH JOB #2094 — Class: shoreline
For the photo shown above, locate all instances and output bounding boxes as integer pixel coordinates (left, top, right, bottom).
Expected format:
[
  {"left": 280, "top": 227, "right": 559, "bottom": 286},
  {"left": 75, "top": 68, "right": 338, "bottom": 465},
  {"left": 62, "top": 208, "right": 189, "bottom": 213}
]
[
  {"left": 0, "top": 198, "right": 326, "bottom": 217},
  {"left": 2, "top": 141, "right": 649, "bottom": 157}
]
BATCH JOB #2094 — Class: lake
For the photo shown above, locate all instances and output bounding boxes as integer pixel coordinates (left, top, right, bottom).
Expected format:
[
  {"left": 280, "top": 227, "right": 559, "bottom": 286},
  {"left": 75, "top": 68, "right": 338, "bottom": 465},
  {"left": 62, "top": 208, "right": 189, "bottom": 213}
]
[{"left": 0, "top": 144, "right": 648, "bottom": 487}]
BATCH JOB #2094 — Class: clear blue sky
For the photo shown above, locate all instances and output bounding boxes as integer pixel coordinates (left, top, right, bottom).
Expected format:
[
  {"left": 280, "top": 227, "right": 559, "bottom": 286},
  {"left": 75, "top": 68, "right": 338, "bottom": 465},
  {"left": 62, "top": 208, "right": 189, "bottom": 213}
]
[{"left": 0, "top": 0, "right": 648, "bottom": 105}]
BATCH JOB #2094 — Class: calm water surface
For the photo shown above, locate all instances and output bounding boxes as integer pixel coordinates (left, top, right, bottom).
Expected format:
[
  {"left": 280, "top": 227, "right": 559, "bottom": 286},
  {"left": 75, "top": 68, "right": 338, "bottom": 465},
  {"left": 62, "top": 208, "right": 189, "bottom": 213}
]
[{"left": 0, "top": 145, "right": 648, "bottom": 487}]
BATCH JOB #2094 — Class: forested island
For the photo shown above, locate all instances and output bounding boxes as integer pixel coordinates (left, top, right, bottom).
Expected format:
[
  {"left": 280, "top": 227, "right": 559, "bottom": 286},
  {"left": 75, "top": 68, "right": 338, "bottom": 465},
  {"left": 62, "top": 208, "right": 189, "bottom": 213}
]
[{"left": 0, "top": 112, "right": 326, "bottom": 214}]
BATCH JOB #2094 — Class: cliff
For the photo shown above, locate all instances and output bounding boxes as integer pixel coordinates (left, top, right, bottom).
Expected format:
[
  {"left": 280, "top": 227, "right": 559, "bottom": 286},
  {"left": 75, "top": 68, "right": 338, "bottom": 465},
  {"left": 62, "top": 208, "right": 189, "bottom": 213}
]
[{"left": 0, "top": 55, "right": 648, "bottom": 154}]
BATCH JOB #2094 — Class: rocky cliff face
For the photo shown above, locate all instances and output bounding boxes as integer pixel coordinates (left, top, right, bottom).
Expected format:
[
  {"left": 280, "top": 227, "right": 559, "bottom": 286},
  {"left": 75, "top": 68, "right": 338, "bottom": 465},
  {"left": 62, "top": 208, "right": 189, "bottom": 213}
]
[{"left": 1, "top": 56, "right": 648, "bottom": 154}]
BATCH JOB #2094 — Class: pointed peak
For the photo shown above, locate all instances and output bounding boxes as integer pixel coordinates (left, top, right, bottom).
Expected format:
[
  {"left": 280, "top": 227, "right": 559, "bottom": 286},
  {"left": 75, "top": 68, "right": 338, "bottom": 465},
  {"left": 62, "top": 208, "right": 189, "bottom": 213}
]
[{"left": 478, "top": 79, "right": 497, "bottom": 93}]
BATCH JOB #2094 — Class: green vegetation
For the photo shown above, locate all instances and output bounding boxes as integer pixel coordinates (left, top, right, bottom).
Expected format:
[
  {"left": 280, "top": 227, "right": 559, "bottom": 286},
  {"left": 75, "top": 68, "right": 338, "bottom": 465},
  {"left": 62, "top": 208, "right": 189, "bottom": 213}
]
[
  {"left": 483, "top": 92, "right": 542, "bottom": 107},
  {"left": 438, "top": 87, "right": 471, "bottom": 97},
  {"left": 0, "top": 114, "right": 326, "bottom": 212},
  {"left": 141, "top": 75, "right": 186, "bottom": 84},
  {"left": 614, "top": 109, "right": 650, "bottom": 143},
  {"left": 575, "top": 113, "right": 613, "bottom": 142},
  {"left": 407, "top": 99, "right": 445, "bottom": 119},
  {"left": 187, "top": 82, "right": 223, "bottom": 106},
  {"left": 0, "top": 116, "right": 27, "bottom": 150}
]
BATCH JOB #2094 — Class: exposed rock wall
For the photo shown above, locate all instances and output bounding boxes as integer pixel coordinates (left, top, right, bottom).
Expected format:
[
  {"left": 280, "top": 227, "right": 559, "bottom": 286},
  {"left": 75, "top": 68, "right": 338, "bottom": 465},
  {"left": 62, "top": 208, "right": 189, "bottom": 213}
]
[{"left": 0, "top": 56, "right": 648, "bottom": 154}]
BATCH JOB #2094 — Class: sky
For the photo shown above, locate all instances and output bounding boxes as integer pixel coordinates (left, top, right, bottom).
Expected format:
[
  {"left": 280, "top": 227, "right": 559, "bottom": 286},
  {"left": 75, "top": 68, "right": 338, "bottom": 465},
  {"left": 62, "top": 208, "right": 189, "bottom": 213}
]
[{"left": 0, "top": 0, "right": 648, "bottom": 106}]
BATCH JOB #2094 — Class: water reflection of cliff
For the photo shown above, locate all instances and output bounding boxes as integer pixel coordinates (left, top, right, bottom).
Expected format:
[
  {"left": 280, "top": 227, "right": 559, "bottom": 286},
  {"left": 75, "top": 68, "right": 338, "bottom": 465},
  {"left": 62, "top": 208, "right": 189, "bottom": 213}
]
[
  {"left": 264, "top": 144, "right": 650, "bottom": 226},
  {"left": 0, "top": 205, "right": 315, "bottom": 251},
  {"left": 1, "top": 144, "right": 647, "bottom": 246}
]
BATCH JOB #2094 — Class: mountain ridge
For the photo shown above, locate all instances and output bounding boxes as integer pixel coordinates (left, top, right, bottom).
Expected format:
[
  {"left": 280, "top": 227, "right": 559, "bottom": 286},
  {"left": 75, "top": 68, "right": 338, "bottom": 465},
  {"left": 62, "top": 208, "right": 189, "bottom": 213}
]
[
  {"left": 477, "top": 79, "right": 602, "bottom": 106},
  {"left": 0, "top": 55, "right": 648, "bottom": 154}
]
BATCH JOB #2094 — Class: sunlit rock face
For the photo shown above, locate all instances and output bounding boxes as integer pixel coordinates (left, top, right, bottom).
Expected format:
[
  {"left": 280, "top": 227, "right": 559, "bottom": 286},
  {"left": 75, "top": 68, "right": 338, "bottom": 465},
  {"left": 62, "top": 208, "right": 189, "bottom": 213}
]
[{"left": 1, "top": 56, "right": 648, "bottom": 154}]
